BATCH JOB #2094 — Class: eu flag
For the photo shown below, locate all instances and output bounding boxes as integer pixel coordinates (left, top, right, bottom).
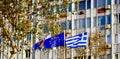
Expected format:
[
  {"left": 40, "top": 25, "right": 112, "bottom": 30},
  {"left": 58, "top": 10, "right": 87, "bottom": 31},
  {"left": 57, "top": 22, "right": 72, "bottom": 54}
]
[
  {"left": 44, "top": 32, "right": 64, "bottom": 48},
  {"left": 0, "top": 37, "right": 2, "bottom": 43}
]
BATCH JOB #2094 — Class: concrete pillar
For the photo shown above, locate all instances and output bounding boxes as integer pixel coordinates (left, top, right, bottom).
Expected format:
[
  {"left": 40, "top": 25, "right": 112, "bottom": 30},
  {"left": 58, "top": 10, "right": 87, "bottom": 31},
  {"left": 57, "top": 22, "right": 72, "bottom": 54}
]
[
  {"left": 71, "top": 1, "right": 75, "bottom": 59},
  {"left": 111, "top": 0, "right": 115, "bottom": 59}
]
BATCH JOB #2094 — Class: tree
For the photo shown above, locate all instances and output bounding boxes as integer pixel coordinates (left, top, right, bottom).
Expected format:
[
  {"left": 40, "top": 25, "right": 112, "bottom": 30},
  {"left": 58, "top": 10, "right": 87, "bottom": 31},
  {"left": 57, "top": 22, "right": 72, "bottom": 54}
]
[
  {"left": 0, "top": 0, "right": 70, "bottom": 59},
  {"left": 0, "top": 0, "right": 32, "bottom": 59}
]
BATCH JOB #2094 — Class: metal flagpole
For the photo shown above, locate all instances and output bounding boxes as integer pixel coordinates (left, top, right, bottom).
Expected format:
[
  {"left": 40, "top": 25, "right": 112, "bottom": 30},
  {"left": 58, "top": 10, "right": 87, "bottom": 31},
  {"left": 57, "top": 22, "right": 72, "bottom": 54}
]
[
  {"left": 71, "top": 0, "right": 75, "bottom": 59},
  {"left": 64, "top": 30, "right": 66, "bottom": 59},
  {"left": 47, "top": 49, "right": 49, "bottom": 59},
  {"left": 85, "top": 0, "right": 89, "bottom": 59},
  {"left": 52, "top": 48, "right": 54, "bottom": 59},
  {"left": 111, "top": 0, "right": 115, "bottom": 59},
  {"left": 40, "top": 49, "right": 41, "bottom": 59}
]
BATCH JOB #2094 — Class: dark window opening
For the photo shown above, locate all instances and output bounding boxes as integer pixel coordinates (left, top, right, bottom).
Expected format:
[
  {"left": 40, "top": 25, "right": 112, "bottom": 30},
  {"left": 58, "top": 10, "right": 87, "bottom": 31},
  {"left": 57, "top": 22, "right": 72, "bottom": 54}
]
[
  {"left": 79, "top": 0, "right": 91, "bottom": 10},
  {"left": 94, "top": 0, "right": 111, "bottom": 8},
  {"left": 68, "top": 3, "right": 72, "bottom": 12},
  {"left": 27, "top": 33, "right": 31, "bottom": 40},
  {"left": 60, "top": 21, "right": 67, "bottom": 30},
  {"left": 107, "top": 15, "right": 111, "bottom": 24},
  {"left": 25, "top": 49, "right": 30, "bottom": 58},
  {"left": 87, "top": 18, "right": 91, "bottom": 27},
  {"left": 88, "top": 56, "right": 91, "bottom": 59},
  {"left": 119, "top": 14, "right": 120, "bottom": 24},
  {"left": 98, "top": 16, "right": 106, "bottom": 26},
  {"left": 115, "top": 0, "right": 120, "bottom": 4},
  {"left": 69, "top": 20, "right": 72, "bottom": 29}
]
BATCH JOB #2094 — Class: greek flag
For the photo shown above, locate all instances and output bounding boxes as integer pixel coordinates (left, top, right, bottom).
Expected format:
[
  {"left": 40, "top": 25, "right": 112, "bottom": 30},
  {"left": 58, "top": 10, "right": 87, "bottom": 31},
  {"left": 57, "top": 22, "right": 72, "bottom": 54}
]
[{"left": 66, "top": 32, "right": 88, "bottom": 48}]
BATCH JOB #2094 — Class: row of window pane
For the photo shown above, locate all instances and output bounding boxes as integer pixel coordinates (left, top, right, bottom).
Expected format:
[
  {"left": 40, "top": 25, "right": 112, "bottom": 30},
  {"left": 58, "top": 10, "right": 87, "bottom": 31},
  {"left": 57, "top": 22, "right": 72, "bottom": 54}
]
[
  {"left": 107, "top": 35, "right": 112, "bottom": 44},
  {"left": 94, "top": 0, "right": 111, "bottom": 8},
  {"left": 38, "top": 0, "right": 113, "bottom": 13},
  {"left": 94, "top": 15, "right": 111, "bottom": 26},
  {"left": 74, "top": 18, "right": 91, "bottom": 29},
  {"left": 115, "top": 0, "right": 120, "bottom": 4},
  {"left": 34, "top": 0, "right": 120, "bottom": 13},
  {"left": 79, "top": 0, "right": 91, "bottom": 10}
]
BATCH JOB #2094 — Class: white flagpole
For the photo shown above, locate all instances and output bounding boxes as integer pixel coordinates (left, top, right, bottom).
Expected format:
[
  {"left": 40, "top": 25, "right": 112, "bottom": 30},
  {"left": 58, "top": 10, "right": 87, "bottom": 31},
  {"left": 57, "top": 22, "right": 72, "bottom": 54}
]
[
  {"left": 64, "top": 31, "right": 66, "bottom": 59},
  {"left": 71, "top": 1, "right": 75, "bottom": 59},
  {"left": 47, "top": 49, "right": 49, "bottom": 59},
  {"left": 40, "top": 49, "right": 41, "bottom": 59}
]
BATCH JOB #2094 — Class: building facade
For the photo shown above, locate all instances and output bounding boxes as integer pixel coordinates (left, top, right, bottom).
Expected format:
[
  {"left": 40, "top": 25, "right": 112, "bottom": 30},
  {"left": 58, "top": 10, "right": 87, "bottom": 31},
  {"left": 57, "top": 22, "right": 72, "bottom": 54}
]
[
  {"left": 32, "top": 0, "right": 120, "bottom": 59},
  {"left": 0, "top": 0, "right": 120, "bottom": 59}
]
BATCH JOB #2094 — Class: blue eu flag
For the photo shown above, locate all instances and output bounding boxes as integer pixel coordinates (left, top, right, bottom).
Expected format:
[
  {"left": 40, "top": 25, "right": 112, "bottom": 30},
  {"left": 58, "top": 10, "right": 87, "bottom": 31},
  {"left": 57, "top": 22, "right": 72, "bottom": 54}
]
[
  {"left": 0, "top": 37, "right": 2, "bottom": 43},
  {"left": 44, "top": 32, "right": 64, "bottom": 48}
]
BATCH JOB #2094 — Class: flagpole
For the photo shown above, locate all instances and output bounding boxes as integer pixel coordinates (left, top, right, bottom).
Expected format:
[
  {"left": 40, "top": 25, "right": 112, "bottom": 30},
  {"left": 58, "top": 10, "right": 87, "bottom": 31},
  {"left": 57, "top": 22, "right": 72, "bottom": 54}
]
[
  {"left": 40, "top": 49, "right": 41, "bottom": 59},
  {"left": 47, "top": 49, "right": 49, "bottom": 59},
  {"left": 64, "top": 30, "right": 66, "bottom": 59},
  {"left": 71, "top": 1, "right": 75, "bottom": 59}
]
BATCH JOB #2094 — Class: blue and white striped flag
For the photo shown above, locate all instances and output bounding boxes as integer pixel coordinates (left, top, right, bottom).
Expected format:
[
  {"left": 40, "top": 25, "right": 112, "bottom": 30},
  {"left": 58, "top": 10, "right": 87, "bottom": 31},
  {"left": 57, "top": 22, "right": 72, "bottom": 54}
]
[{"left": 66, "top": 32, "right": 88, "bottom": 48}]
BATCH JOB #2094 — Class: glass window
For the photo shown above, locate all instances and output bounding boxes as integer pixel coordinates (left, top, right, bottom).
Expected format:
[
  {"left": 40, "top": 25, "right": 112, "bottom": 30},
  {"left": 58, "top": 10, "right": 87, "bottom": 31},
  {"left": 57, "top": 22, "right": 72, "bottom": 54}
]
[
  {"left": 115, "top": 0, "right": 120, "bottom": 4},
  {"left": 75, "top": 2, "right": 78, "bottom": 11},
  {"left": 74, "top": 20, "right": 78, "bottom": 29},
  {"left": 114, "top": 15, "right": 118, "bottom": 24},
  {"left": 118, "top": 13, "right": 120, "bottom": 24},
  {"left": 0, "top": 37, "right": 2, "bottom": 43},
  {"left": 87, "top": 0, "right": 91, "bottom": 9},
  {"left": 68, "top": 3, "right": 72, "bottom": 12},
  {"left": 87, "top": 18, "right": 91, "bottom": 27},
  {"left": 116, "top": 24, "right": 119, "bottom": 34},
  {"left": 93, "top": 17, "right": 97, "bottom": 27},
  {"left": 115, "top": 0, "right": 117, "bottom": 4},
  {"left": 79, "top": 0, "right": 91, "bottom": 10},
  {"left": 115, "top": 54, "right": 118, "bottom": 59},
  {"left": 94, "top": 0, "right": 105, "bottom": 8},
  {"left": 50, "top": 6, "right": 54, "bottom": 13},
  {"left": 107, "top": 35, "right": 112, "bottom": 44},
  {"left": 61, "top": 8, "right": 67, "bottom": 13},
  {"left": 60, "top": 5, "right": 67, "bottom": 13},
  {"left": 25, "top": 49, "right": 30, "bottom": 58},
  {"left": 56, "top": 5, "right": 59, "bottom": 13},
  {"left": 61, "top": 21, "right": 67, "bottom": 30},
  {"left": 94, "top": 0, "right": 97, "bottom": 8},
  {"left": 79, "top": 19, "right": 85, "bottom": 28},
  {"left": 74, "top": 19, "right": 79, "bottom": 29},
  {"left": 115, "top": 34, "right": 118, "bottom": 43},
  {"left": 27, "top": 33, "right": 31, "bottom": 40},
  {"left": 107, "top": 15, "right": 111, "bottom": 24},
  {"left": 79, "top": 1, "right": 85, "bottom": 10},
  {"left": 43, "top": 25, "right": 48, "bottom": 33},
  {"left": 98, "top": 16, "right": 106, "bottom": 26},
  {"left": 69, "top": 20, "right": 72, "bottom": 29},
  {"left": 28, "top": 15, "right": 32, "bottom": 19},
  {"left": 107, "top": 0, "right": 111, "bottom": 5}
]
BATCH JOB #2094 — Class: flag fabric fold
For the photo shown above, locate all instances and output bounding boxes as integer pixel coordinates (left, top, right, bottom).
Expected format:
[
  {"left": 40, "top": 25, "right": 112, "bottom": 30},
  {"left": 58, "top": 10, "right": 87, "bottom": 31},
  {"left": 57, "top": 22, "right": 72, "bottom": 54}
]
[
  {"left": 66, "top": 32, "right": 88, "bottom": 48},
  {"left": 32, "top": 40, "right": 44, "bottom": 50},
  {"left": 44, "top": 32, "right": 64, "bottom": 49},
  {"left": 32, "top": 33, "right": 51, "bottom": 50},
  {"left": 0, "top": 37, "right": 2, "bottom": 43}
]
